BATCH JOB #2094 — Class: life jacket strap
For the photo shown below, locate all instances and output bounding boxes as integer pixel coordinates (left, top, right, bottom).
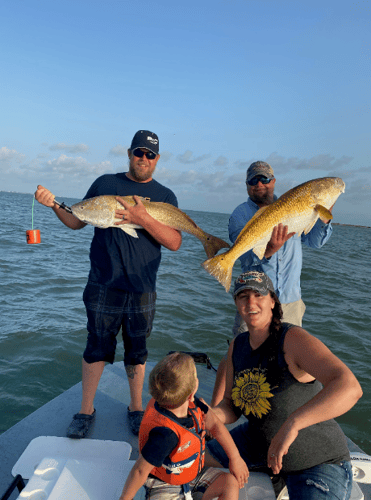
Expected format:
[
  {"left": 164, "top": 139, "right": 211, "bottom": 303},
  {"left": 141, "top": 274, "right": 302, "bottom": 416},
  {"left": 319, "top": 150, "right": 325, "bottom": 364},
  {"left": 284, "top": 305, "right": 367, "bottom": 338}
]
[{"left": 182, "top": 483, "right": 192, "bottom": 500}]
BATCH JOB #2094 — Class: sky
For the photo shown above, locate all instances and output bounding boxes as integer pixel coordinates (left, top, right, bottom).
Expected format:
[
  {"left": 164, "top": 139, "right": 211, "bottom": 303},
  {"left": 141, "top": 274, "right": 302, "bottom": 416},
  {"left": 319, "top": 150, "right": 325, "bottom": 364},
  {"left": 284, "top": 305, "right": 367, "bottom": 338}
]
[{"left": 1, "top": 0, "right": 370, "bottom": 225}]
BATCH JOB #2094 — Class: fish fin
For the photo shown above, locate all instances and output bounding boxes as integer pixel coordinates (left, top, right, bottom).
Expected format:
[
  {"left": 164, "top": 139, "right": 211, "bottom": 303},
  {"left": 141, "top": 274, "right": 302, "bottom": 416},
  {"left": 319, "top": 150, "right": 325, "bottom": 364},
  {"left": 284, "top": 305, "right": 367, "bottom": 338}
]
[
  {"left": 315, "top": 204, "right": 333, "bottom": 223},
  {"left": 202, "top": 233, "right": 230, "bottom": 259},
  {"left": 252, "top": 243, "right": 268, "bottom": 260},
  {"left": 202, "top": 251, "right": 235, "bottom": 292},
  {"left": 303, "top": 219, "right": 317, "bottom": 235},
  {"left": 118, "top": 225, "right": 139, "bottom": 238}
]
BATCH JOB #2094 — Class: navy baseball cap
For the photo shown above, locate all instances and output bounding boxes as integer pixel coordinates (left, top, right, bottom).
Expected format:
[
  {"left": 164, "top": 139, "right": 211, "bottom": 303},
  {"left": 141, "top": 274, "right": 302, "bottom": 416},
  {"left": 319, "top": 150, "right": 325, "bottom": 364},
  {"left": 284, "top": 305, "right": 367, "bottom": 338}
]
[
  {"left": 233, "top": 271, "right": 274, "bottom": 298},
  {"left": 130, "top": 130, "right": 159, "bottom": 155},
  {"left": 246, "top": 161, "right": 274, "bottom": 184}
]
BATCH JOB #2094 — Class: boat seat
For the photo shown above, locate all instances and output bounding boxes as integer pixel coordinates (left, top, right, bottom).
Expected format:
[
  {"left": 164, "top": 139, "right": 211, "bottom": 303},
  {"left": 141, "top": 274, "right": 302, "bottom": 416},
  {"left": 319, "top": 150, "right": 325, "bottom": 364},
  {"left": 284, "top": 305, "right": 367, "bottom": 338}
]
[
  {"left": 12, "top": 436, "right": 138, "bottom": 500},
  {"left": 11, "top": 437, "right": 371, "bottom": 500}
]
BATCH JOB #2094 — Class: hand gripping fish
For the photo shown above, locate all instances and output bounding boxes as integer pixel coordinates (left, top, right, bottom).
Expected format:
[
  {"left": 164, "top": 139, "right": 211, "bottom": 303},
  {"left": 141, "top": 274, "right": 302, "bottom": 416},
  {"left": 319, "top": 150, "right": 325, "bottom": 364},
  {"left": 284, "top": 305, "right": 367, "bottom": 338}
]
[
  {"left": 202, "top": 177, "right": 345, "bottom": 292},
  {"left": 70, "top": 195, "right": 230, "bottom": 259}
]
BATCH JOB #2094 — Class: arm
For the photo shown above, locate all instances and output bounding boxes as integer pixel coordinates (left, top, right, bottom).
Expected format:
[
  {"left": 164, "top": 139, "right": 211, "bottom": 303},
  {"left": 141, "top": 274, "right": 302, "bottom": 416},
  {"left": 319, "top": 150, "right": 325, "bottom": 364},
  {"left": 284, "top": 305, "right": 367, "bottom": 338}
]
[
  {"left": 204, "top": 407, "right": 249, "bottom": 488},
  {"left": 35, "top": 185, "right": 86, "bottom": 230},
  {"left": 267, "top": 327, "right": 362, "bottom": 474},
  {"left": 118, "top": 455, "right": 154, "bottom": 500},
  {"left": 212, "top": 340, "right": 242, "bottom": 425},
  {"left": 302, "top": 219, "right": 332, "bottom": 248},
  {"left": 302, "top": 205, "right": 334, "bottom": 249},
  {"left": 115, "top": 195, "right": 182, "bottom": 251}
]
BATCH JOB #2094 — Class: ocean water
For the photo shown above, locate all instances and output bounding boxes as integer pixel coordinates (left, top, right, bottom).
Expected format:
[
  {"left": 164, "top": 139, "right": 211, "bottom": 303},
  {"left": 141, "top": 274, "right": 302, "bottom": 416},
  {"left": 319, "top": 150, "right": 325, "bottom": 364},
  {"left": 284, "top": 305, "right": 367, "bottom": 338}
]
[{"left": 1, "top": 191, "right": 370, "bottom": 455}]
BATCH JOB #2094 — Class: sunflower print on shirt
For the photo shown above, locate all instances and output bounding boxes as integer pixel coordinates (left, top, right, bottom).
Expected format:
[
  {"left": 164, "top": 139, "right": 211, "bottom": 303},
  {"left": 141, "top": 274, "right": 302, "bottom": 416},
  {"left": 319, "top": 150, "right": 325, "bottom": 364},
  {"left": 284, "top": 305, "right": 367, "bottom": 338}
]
[{"left": 232, "top": 368, "right": 274, "bottom": 418}]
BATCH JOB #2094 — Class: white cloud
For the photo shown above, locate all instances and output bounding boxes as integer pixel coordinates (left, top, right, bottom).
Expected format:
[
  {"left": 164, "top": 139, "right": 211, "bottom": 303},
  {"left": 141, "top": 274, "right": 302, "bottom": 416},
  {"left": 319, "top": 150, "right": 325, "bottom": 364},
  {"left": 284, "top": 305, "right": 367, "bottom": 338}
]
[
  {"left": 155, "top": 167, "right": 198, "bottom": 185},
  {"left": 3, "top": 144, "right": 368, "bottom": 226},
  {"left": 159, "top": 151, "right": 173, "bottom": 162},
  {"left": 49, "top": 143, "right": 89, "bottom": 154},
  {"left": 214, "top": 155, "right": 228, "bottom": 167},
  {"left": 109, "top": 145, "right": 128, "bottom": 156},
  {"left": 264, "top": 152, "right": 354, "bottom": 173},
  {"left": 156, "top": 167, "right": 243, "bottom": 194},
  {"left": 234, "top": 159, "right": 253, "bottom": 170},
  {"left": 0, "top": 146, "right": 26, "bottom": 173},
  {"left": 45, "top": 155, "right": 112, "bottom": 177},
  {"left": 155, "top": 149, "right": 371, "bottom": 224},
  {"left": 0, "top": 146, "right": 26, "bottom": 163},
  {"left": 233, "top": 153, "right": 355, "bottom": 174},
  {"left": 331, "top": 156, "right": 354, "bottom": 169},
  {"left": 177, "top": 150, "right": 211, "bottom": 164}
]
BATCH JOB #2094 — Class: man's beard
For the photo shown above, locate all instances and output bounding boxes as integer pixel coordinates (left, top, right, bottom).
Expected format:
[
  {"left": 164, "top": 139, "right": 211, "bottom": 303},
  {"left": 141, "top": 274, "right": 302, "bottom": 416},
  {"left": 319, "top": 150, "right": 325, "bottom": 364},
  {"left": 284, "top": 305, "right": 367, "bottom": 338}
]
[
  {"left": 250, "top": 192, "right": 274, "bottom": 206},
  {"left": 128, "top": 160, "right": 154, "bottom": 182}
]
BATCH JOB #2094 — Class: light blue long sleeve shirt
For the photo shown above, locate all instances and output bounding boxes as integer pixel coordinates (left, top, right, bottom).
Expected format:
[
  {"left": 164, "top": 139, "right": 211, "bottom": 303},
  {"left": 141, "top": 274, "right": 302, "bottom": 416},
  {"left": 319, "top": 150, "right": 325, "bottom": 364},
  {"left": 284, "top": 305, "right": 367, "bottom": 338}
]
[{"left": 228, "top": 197, "right": 333, "bottom": 304}]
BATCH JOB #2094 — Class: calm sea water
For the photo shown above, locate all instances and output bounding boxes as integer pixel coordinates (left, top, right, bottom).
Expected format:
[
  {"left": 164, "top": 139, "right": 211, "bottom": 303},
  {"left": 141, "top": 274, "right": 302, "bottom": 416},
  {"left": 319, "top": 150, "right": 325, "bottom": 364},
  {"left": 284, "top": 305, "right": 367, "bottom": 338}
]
[{"left": 1, "top": 191, "right": 370, "bottom": 454}]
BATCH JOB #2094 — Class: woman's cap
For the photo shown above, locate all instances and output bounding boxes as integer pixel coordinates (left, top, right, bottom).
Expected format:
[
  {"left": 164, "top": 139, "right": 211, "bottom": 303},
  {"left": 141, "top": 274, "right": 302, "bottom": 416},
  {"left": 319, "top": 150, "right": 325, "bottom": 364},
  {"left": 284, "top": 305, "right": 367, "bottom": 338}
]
[{"left": 233, "top": 271, "right": 275, "bottom": 298}]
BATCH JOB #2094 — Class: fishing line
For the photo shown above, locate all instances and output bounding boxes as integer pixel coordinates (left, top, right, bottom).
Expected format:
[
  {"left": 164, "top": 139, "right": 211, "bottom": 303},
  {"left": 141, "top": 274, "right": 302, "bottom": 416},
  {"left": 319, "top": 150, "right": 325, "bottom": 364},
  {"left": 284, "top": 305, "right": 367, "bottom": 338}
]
[
  {"left": 26, "top": 195, "right": 41, "bottom": 244},
  {"left": 31, "top": 195, "right": 35, "bottom": 230}
]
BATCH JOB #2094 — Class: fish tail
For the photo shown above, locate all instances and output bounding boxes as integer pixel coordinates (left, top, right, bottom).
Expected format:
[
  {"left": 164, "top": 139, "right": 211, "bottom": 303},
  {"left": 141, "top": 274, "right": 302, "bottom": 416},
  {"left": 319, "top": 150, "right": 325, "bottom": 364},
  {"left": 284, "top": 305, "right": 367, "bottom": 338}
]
[
  {"left": 201, "top": 252, "right": 234, "bottom": 292},
  {"left": 202, "top": 233, "right": 230, "bottom": 259}
]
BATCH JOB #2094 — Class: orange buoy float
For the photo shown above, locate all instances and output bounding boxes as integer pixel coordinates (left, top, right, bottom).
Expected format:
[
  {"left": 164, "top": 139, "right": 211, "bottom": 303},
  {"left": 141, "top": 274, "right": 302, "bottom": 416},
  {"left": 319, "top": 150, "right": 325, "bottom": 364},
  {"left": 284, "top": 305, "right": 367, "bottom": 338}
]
[{"left": 26, "top": 229, "right": 41, "bottom": 244}]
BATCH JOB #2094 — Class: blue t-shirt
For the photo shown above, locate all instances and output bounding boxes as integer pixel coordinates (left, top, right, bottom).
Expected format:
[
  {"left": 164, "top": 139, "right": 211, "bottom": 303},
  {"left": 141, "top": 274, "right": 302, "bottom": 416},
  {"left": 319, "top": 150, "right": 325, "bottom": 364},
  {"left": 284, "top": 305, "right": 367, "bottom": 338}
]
[{"left": 84, "top": 173, "right": 178, "bottom": 292}]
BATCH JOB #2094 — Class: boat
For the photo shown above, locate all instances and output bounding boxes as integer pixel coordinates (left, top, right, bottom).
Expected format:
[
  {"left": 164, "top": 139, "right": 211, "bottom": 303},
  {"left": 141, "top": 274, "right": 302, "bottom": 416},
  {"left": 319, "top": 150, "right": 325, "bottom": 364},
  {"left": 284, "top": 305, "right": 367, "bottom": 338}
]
[{"left": 1, "top": 353, "right": 370, "bottom": 499}]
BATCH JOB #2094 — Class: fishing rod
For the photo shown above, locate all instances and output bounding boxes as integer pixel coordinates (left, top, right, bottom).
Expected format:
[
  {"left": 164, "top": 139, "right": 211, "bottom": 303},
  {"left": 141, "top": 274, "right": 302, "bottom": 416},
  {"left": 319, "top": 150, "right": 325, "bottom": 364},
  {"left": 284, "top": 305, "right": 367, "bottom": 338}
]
[
  {"left": 54, "top": 200, "right": 73, "bottom": 214},
  {"left": 26, "top": 198, "right": 73, "bottom": 245}
]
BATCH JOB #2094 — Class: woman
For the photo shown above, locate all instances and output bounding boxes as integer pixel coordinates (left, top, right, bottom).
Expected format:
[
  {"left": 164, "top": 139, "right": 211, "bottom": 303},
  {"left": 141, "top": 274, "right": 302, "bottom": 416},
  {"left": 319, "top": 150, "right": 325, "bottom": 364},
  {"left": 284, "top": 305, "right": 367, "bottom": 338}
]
[{"left": 206, "top": 270, "right": 362, "bottom": 500}]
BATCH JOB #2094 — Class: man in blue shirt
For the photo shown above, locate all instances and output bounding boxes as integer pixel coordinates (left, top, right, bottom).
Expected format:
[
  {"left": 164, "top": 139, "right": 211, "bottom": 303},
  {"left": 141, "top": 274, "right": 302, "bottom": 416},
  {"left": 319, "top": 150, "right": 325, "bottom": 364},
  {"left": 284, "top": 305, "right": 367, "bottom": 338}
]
[
  {"left": 229, "top": 160, "right": 333, "bottom": 332},
  {"left": 211, "top": 160, "right": 333, "bottom": 405},
  {"left": 35, "top": 130, "right": 182, "bottom": 437}
]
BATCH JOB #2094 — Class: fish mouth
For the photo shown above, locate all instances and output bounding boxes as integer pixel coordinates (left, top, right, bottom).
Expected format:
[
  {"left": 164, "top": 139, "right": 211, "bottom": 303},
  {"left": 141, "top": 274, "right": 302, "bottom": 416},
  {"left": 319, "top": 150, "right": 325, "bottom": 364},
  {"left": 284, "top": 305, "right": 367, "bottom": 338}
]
[{"left": 77, "top": 216, "right": 89, "bottom": 223}]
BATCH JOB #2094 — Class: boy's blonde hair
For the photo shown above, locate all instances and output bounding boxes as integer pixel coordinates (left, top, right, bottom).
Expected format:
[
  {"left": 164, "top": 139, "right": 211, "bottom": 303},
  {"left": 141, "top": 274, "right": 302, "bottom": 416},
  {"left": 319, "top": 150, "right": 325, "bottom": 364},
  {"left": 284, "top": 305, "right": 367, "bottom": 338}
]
[{"left": 149, "top": 352, "right": 197, "bottom": 408}]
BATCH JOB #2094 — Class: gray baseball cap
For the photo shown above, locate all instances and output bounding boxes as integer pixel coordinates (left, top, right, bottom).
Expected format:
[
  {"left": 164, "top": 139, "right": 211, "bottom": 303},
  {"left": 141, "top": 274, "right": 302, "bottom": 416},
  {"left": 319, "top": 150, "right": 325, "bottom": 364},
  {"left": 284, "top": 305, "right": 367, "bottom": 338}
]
[
  {"left": 246, "top": 161, "right": 274, "bottom": 184},
  {"left": 233, "top": 271, "right": 275, "bottom": 298}
]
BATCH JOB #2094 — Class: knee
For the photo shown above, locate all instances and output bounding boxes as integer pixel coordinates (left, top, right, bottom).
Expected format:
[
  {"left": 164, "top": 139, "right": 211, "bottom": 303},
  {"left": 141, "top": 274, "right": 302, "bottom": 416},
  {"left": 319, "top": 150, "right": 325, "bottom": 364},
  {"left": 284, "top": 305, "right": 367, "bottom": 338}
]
[
  {"left": 221, "top": 472, "right": 239, "bottom": 493},
  {"left": 124, "top": 347, "right": 148, "bottom": 366},
  {"left": 225, "top": 472, "right": 239, "bottom": 485}
]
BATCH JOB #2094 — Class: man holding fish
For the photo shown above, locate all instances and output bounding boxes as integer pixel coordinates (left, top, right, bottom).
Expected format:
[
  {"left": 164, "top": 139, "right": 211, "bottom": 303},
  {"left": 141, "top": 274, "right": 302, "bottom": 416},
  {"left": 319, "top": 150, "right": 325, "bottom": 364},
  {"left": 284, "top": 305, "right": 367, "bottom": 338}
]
[
  {"left": 35, "top": 130, "right": 182, "bottom": 437},
  {"left": 210, "top": 161, "right": 337, "bottom": 405},
  {"left": 230, "top": 161, "right": 334, "bottom": 331}
]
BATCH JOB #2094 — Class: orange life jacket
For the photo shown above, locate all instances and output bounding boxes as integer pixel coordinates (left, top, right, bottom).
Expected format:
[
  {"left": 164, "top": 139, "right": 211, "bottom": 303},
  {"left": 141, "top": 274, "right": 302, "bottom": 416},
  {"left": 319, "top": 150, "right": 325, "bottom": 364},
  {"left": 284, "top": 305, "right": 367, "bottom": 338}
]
[{"left": 139, "top": 398, "right": 206, "bottom": 485}]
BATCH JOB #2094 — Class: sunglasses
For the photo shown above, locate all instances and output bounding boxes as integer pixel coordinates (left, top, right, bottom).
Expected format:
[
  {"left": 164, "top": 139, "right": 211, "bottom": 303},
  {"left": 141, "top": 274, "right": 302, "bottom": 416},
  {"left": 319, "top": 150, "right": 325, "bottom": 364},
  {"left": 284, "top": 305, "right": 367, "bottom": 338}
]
[
  {"left": 247, "top": 176, "right": 272, "bottom": 186},
  {"left": 133, "top": 149, "right": 157, "bottom": 160}
]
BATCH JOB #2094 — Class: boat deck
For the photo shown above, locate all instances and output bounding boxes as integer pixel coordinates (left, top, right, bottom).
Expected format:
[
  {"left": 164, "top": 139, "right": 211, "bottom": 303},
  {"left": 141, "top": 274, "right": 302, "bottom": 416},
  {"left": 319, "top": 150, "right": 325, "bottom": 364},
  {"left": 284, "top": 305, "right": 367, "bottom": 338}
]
[{"left": 1, "top": 360, "right": 370, "bottom": 499}]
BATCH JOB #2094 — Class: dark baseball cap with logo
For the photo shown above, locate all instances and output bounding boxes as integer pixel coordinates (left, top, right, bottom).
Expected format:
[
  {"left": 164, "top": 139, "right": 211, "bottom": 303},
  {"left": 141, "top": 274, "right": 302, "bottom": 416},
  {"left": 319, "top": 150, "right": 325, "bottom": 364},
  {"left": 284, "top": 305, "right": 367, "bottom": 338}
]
[
  {"left": 233, "top": 271, "right": 275, "bottom": 298},
  {"left": 130, "top": 130, "right": 159, "bottom": 155}
]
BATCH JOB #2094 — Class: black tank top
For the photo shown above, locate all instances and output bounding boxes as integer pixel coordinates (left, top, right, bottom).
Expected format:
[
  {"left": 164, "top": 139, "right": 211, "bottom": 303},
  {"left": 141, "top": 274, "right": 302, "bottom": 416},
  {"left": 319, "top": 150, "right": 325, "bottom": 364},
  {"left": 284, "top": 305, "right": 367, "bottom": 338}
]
[{"left": 232, "top": 323, "right": 350, "bottom": 473}]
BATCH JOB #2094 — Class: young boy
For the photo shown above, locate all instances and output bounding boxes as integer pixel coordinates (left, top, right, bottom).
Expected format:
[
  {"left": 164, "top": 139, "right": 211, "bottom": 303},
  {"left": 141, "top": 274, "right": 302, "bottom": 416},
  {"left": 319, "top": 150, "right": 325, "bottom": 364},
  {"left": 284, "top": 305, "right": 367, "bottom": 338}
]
[{"left": 119, "top": 352, "right": 249, "bottom": 500}]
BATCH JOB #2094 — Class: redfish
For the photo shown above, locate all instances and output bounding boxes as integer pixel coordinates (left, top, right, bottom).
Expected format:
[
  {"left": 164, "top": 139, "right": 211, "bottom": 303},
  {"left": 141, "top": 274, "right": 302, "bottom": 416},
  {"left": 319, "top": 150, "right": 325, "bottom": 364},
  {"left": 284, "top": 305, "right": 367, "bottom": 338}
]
[
  {"left": 202, "top": 177, "right": 345, "bottom": 291},
  {"left": 71, "top": 195, "right": 230, "bottom": 259}
]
